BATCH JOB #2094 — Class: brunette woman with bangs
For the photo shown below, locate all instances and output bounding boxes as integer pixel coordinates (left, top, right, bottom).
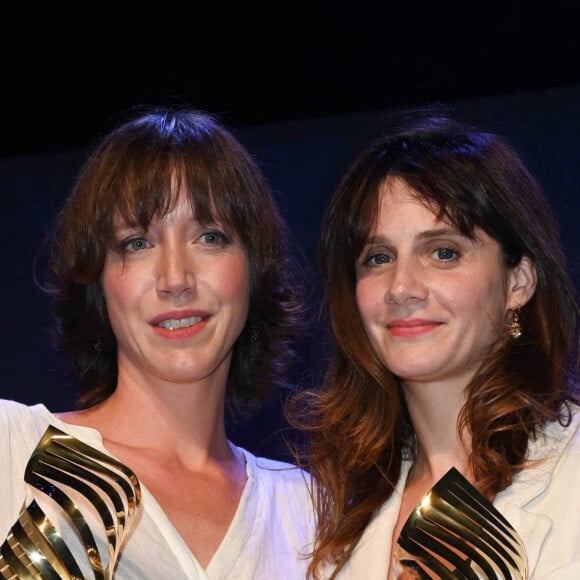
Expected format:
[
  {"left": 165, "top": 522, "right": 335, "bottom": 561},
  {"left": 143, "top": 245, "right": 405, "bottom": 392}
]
[
  {"left": 0, "top": 107, "right": 315, "bottom": 578},
  {"left": 290, "top": 113, "right": 580, "bottom": 578}
]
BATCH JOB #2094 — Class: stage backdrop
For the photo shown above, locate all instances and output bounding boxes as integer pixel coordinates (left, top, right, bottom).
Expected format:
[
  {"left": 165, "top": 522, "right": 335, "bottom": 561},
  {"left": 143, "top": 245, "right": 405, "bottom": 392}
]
[{"left": 2, "top": 85, "right": 580, "bottom": 460}]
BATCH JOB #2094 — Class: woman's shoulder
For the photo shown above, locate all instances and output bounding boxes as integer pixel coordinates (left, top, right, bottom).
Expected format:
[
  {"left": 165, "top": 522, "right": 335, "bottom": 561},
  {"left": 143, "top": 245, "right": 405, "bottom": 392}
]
[
  {"left": 0, "top": 399, "right": 54, "bottom": 433},
  {"left": 0, "top": 399, "right": 62, "bottom": 451},
  {"left": 529, "top": 402, "right": 580, "bottom": 462},
  {"left": 559, "top": 401, "right": 580, "bottom": 447},
  {"left": 238, "top": 447, "right": 313, "bottom": 489},
  {"left": 238, "top": 447, "right": 316, "bottom": 530},
  {"left": 0, "top": 399, "right": 61, "bottom": 473}
]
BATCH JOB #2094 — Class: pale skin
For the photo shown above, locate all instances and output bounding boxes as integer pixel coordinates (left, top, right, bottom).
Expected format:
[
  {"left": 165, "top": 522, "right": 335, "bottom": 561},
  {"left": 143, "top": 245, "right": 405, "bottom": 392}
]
[
  {"left": 355, "top": 178, "right": 537, "bottom": 576},
  {"left": 58, "top": 193, "right": 250, "bottom": 569}
]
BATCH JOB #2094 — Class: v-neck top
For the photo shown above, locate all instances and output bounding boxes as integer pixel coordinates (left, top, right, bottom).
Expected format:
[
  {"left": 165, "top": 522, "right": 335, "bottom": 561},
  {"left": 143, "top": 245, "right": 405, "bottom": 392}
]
[{"left": 0, "top": 399, "right": 316, "bottom": 579}]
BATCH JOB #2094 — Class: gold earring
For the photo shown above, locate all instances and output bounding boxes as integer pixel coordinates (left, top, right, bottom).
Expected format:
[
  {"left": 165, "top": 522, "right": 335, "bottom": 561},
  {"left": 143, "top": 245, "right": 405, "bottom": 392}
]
[{"left": 508, "top": 309, "right": 522, "bottom": 339}]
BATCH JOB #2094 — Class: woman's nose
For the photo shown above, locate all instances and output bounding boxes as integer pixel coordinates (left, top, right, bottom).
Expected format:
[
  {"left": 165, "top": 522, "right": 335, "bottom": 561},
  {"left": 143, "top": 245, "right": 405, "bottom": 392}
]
[
  {"left": 386, "top": 259, "right": 427, "bottom": 304},
  {"left": 156, "top": 246, "right": 195, "bottom": 297}
]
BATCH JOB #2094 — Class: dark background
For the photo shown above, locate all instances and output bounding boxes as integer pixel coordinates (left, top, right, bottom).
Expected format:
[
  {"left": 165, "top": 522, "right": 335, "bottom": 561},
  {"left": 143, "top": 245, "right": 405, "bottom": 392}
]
[
  {"left": 1, "top": 3, "right": 580, "bottom": 460},
  {"left": 2, "top": 2, "right": 579, "bottom": 158}
]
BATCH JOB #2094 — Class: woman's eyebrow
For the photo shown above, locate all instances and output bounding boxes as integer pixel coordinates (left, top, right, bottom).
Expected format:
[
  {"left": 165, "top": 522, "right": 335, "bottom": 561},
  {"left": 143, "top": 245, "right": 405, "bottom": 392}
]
[
  {"left": 366, "top": 228, "right": 462, "bottom": 245},
  {"left": 416, "top": 227, "right": 463, "bottom": 240}
]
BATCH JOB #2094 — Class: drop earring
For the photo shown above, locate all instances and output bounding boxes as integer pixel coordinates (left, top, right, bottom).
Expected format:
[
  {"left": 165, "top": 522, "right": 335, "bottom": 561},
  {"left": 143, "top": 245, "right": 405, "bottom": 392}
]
[{"left": 507, "top": 309, "right": 522, "bottom": 339}]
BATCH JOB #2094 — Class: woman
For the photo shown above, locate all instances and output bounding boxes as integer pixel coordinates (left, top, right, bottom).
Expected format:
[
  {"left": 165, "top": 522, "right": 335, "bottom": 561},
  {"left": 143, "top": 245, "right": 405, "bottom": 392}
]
[
  {"left": 0, "top": 107, "right": 315, "bottom": 578},
  {"left": 291, "top": 113, "right": 580, "bottom": 578}
]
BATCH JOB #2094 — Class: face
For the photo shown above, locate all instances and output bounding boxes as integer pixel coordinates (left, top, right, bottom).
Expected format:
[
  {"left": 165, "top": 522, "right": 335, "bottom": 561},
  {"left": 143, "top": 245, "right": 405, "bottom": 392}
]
[
  {"left": 355, "top": 178, "right": 533, "bottom": 390},
  {"left": 101, "top": 194, "right": 250, "bottom": 388}
]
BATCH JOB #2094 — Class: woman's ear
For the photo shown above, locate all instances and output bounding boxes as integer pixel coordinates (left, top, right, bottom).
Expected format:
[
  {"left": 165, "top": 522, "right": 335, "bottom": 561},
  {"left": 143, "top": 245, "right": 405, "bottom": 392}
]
[{"left": 507, "top": 256, "right": 537, "bottom": 309}]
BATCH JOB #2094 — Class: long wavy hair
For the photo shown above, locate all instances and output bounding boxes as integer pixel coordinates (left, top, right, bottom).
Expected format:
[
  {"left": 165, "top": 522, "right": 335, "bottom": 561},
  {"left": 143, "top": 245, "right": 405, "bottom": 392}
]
[
  {"left": 44, "top": 106, "right": 307, "bottom": 418},
  {"left": 289, "top": 113, "right": 580, "bottom": 578}
]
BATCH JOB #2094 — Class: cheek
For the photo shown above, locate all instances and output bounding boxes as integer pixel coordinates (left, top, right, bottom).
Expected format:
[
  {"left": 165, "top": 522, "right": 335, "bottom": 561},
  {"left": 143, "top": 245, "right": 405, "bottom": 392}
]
[
  {"left": 355, "top": 279, "right": 381, "bottom": 327},
  {"left": 101, "top": 264, "right": 140, "bottom": 314},
  {"left": 444, "top": 276, "right": 507, "bottom": 327},
  {"left": 211, "top": 257, "right": 251, "bottom": 309}
]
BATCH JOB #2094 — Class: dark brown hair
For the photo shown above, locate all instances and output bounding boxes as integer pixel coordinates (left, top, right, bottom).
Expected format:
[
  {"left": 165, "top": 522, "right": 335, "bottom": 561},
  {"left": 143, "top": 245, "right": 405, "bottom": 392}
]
[
  {"left": 290, "top": 112, "right": 580, "bottom": 578},
  {"left": 46, "top": 106, "right": 307, "bottom": 417}
]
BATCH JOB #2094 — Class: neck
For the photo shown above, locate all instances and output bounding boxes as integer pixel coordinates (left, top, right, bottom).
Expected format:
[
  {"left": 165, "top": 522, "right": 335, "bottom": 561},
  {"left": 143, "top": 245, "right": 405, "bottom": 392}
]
[
  {"left": 61, "top": 373, "right": 233, "bottom": 463},
  {"left": 402, "top": 378, "right": 472, "bottom": 482}
]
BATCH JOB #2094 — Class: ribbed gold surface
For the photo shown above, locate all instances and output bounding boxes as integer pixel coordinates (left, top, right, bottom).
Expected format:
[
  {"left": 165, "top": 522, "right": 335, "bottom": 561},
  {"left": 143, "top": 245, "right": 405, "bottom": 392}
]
[
  {"left": 0, "top": 426, "right": 141, "bottom": 579},
  {"left": 393, "top": 467, "right": 528, "bottom": 579}
]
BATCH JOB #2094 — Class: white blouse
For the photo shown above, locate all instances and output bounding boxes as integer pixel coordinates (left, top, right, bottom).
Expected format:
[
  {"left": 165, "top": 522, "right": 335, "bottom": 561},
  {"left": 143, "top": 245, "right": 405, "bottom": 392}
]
[{"left": 0, "top": 399, "right": 316, "bottom": 579}]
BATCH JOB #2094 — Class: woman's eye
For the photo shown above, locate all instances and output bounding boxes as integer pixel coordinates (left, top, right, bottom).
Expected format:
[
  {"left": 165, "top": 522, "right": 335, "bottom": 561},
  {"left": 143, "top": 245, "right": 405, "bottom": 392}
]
[
  {"left": 200, "top": 230, "right": 229, "bottom": 244},
  {"left": 366, "top": 253, "right": 392, "bottom": 266},
  {"left": 433, "top": 247, "right": 458, "bottom": 261},
  {"left": 123, "top": 237, "right": 149, "bottom": 252}
]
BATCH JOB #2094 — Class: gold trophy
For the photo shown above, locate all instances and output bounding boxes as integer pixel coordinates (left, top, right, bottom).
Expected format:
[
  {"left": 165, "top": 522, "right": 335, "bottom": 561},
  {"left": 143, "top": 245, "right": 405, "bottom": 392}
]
[
  {"left": 0, "top": 426, "right": 141, "bottom": 579},
  {"left": 393, "top": 467, "right": 528, "bottom": 579}
]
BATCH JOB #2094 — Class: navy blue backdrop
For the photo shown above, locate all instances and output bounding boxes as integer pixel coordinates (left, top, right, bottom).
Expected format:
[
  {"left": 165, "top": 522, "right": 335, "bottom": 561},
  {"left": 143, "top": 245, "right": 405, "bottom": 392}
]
[{"left": 2, "top": 85, "right": 580, "bottom": 460}]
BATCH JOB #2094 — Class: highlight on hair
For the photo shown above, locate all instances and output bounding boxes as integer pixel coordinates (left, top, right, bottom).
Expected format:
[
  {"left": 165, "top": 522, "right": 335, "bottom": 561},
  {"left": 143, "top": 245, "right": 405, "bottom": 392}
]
[
  {"left": 288, "top": 111, "right": 580, "bottom": 578},
  {"left": 42, "top": 106, "right": 308, "bottom": 417}
]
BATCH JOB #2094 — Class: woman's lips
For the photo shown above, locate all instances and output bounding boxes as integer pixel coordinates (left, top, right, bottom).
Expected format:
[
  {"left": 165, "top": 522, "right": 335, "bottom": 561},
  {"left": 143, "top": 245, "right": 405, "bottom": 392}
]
[
  {"left": 150, "top": 311, "right": 209, "bottom": 340},
  {"left": 152, "top": 318, "right": 208, "bottom": 340},
  {"left": 387, "top": 319, "right": 441, "bottom": 337}
]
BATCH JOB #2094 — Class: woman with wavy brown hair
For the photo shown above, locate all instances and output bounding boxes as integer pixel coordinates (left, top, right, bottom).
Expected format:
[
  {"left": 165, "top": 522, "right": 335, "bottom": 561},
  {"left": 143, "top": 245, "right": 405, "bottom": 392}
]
[
  {"left": 291, "top": 112, "right": 580, "bottom": 578},
  {"left": 0, "top": 106, "right": 315, "bottom": 579}
]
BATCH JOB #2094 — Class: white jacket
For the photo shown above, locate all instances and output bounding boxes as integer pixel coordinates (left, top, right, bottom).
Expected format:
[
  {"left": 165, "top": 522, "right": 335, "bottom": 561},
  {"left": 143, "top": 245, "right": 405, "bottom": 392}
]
[{"left": 332, "top": 404, "right": 580, "bottom": 579}]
